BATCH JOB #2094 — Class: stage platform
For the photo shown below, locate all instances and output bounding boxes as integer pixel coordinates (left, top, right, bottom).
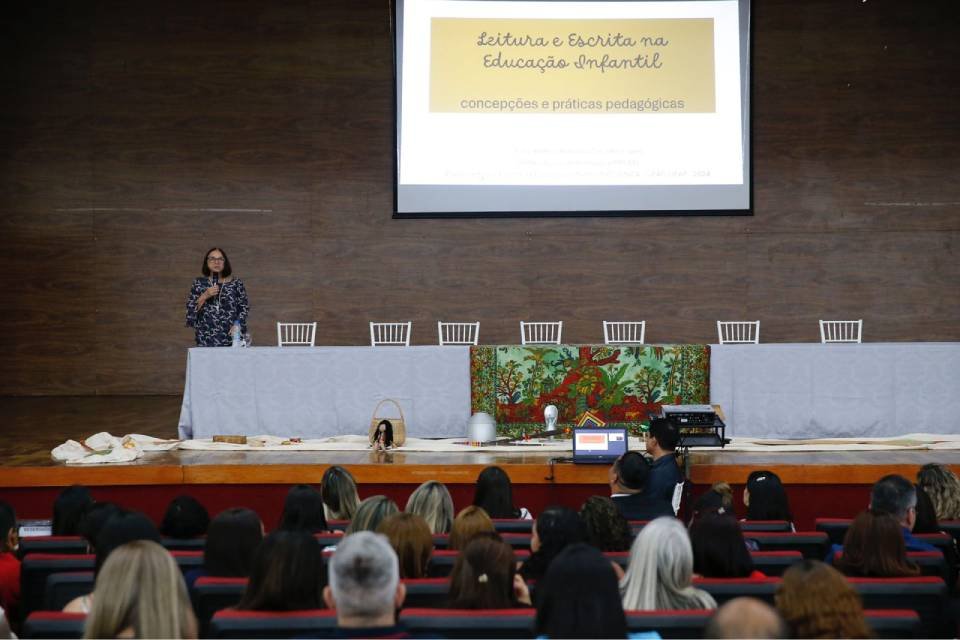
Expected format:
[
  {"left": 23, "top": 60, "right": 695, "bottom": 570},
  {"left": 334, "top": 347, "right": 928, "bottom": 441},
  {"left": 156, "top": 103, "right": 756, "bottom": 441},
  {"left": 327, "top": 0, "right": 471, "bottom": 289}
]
[{"left": 1, "top": 396, "right": 959, "bottom": 531}]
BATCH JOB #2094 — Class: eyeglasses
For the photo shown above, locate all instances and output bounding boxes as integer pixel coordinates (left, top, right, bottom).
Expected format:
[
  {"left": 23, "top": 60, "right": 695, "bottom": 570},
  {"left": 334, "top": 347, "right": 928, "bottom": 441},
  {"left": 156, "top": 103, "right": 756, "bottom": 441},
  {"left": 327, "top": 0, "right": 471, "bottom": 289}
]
[{"left": 207, "top": 256, "right": 225, "bottom": 262}]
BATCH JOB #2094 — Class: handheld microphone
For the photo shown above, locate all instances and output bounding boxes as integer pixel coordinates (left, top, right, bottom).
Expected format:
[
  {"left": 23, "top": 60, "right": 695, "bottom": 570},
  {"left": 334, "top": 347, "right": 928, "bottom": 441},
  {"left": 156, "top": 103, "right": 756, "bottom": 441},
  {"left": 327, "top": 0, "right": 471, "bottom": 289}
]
[{"left": 211, "top": 273, "right": 220, "bottom": 310}]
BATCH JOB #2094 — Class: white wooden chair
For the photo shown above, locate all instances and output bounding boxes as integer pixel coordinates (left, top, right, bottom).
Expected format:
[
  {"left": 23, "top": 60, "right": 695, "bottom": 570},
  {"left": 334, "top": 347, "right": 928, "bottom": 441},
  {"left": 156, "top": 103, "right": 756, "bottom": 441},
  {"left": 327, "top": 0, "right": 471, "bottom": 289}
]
[
  {"left": 276, "top": 322, "right": 316, "bottom": 347},
  {"left": 520, "top": 321, "right": 562, "bottom": 345},
  {"left": 717, "top": 321, "right": 760, "bottom": 344},
  {"left": 603, "top": 321, "right": 646, "bottom": 344},
  {"left": 820, "top": 319, "right": 862, "bottom": 343},
  {"left": 437, "top": 321, "right": 479, "bottom": 346},
  {"left": 370, "top": 322, "right": 412, "bottom": 346}
]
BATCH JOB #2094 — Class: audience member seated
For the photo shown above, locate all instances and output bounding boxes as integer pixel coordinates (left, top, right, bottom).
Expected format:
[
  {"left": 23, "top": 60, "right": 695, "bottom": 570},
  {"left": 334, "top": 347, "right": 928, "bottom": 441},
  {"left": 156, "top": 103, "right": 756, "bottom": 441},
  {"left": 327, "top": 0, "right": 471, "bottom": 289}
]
[
  {"left": 377, "top": 513, "right": 433, "bottom": 579},
  {"left": 690, "top": 512, "right": 765, "bottom": 579},
  {"left": 0, "top": 502, "right": 19, "bottom": 619},
  {"left": 869, "top": 474, "right": 937, "bottom": 551},
  {"left": 473, "top": 465, "right": 532, "bottom": 519},
  {"left": 774, "top": 560, "right": 870, "bottom": 639},
  {"left": 160, "top": 494, "right": 210, "bottom": 539},
  {"left": 279, "top": 484, "right": 331, "bottom": 534},
  {"left": 449, "top": 506, "right": 497, "bottom": 551},
  {"left": 405, "top": 480, "right": 454, "bottom": 534},
  {"left": 236, "top": 530, "right": 325, "bottom": 610},
  {"left": 77, "top": 502, "right": 121, "bottom": 553},
  {"left": 917, "top": 462, "right": 960, "bottom": 521},
  {"left": 83, "top": 540, "right": 198, "bottom": 639},
  {"left": 689, "top": 482, "right": 735, "bottom": 524},
  {"left": 448, "top": 536, "right": 532, "bottom": 608},
  {"left": 621, "top": 517, "right": 716, "bottom": 611},
  {"left": 185, "top": 507, "right": 264, "bottom": 588},
  {"left": 580, "top": 496, "right": 633, "bottom": 552},
  {"left": 52, "top": 485, "right": 95, "bottom": 536},
  {"left": 642, "top": 417, "right": 684, "bottom": 506},
  {"left": 519, "top": 506, "right": 586, "bottom": 581},
  {"left": 534, "top": 543, "right": 629, "bottom": 639},
  {"left": 914, "top": 483, "right": 943, "bottom": 534},
  {"left": 323, "top": 531, "right": 409, "bottom": 638},
  {"left": 744, "top": 471, "right": 794, "bottom": 526},
  {"left": 609, "top": 451, "right": 674, "bottom": 521},
  {"left": 322, "top": 465, "right": 361, "bottom": 522},
  {"left": 345, "top": 496, "right": 399, "bottom": 535},
  {"left": 704, "top": 597, "right": 788, "bottom": 639},
  {"left": 65, "top": 510, "right": 163, "bottom": 613},
  {"left": 832, "top": 509, "right": 919, "bottom": 578}
]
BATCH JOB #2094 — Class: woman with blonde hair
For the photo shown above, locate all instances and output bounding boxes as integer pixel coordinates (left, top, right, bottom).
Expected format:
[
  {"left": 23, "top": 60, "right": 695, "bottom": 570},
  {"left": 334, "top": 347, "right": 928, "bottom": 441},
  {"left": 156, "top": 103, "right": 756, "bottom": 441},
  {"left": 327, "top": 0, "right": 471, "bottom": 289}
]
[
  {"left": 321, "top": 465, "right": 360, "bottom": 521},
  {"left": 345, "top": 496, "right": 399, "bottom": 534},
  {"left": 620, "top": 517, "right": 716, "bottom": 611},
  {"left": 84, "top": 540, "right": 197, "bottom": 639},
  {"left": 917, "top": 463, "right": 960, "bottom": 521},
  {"left": 405, "top": 481, "right": 454, "bottom": 534},
  {"left": 775, "top": 560, "right": 871, "bottom": 639}
]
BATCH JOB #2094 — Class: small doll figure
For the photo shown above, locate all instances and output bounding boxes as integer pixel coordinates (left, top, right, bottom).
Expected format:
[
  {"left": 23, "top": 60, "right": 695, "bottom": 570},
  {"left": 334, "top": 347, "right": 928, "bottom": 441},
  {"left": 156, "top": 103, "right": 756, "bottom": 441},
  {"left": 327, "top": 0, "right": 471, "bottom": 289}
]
[{"left": 372, "top": 419, "right": 395, "bottom": 451}]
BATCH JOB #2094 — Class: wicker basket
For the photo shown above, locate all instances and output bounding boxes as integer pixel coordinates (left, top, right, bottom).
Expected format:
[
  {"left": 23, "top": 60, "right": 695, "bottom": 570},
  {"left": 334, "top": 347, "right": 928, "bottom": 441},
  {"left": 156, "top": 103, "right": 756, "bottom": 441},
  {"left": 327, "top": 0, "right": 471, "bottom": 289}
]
[{"left": 368, "top": 398, "right": 407, "bottom": 447}]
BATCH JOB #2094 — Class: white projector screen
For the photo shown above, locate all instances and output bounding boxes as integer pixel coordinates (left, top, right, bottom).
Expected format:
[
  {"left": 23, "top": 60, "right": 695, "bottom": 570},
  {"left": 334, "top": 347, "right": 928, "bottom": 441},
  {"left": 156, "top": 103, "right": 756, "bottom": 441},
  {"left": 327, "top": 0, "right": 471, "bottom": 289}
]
[{"left": 393, "top": 0, "right": 751, "bottom": 217}]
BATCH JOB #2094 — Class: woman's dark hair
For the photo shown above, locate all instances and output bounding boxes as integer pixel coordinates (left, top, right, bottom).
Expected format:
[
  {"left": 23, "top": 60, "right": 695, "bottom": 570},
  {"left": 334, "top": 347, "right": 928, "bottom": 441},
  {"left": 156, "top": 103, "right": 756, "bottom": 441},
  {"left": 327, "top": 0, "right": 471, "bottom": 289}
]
[
  {"left": 94, "top": 510, "right": 162, "bottom": 576},
  {"left": 0, "top": 502, "right": 16, "bottom": 552},
  {"left": 534, "top": 543, "right": 627, "bottom": 639},
  {"left": 278, "top": 484, "right": 328, "bottom": 534},
  {"left": 448, "top": 536, "right": 521, "bottom": 609},
  {"left": 204, "top": 508, "right": 263, "bottom": 577},
  {"left": 473, "top": 466, "right": 521, "bottom": 519},
  {"left": 579, "top": 496, "right": 633, "bottom": 552},
  {"left": 77, "top": 502, "right": 121, "bottom": 550},
  {"left": 913, "top": 484, "right": 940, "bottom": 534},
  {"left": 52, "top": 485, "right": 94, "bottom": 536},
  {"left": 375, "top": 420, "right": 395, "bottom": 447},
  {"left": 321, "top": 466, "right": 360, "bottom": 521},
  {"left": 201, "top": 247, "right": 232, "bottom": 278},
  {"left": 160, "top": 495, "right": 210, "bottom": 539},
  {"left": 520, "top": 506, "right": 586, "bottom": 581},
  {"left": 237, "top": 530, "right": 325, "bottom": 611},
  {"left": 689, "top": 512, "right": 756, "bottom": 578},
  {"left": 745, "top": 470, "right": 793, "bottom": 522},
  {"left": 835, "top": 509, "right": 920, "bottom": 578},
  {"left": 689, "top": 482, "right": 735, "bottom": 524}
]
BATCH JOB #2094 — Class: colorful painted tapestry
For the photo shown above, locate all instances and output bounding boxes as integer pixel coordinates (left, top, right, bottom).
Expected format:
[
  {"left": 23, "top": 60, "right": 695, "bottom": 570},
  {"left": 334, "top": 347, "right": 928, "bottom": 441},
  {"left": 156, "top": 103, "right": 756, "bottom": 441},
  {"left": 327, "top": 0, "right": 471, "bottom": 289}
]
[{"left": 470, "top": 344, "right": 710, "bottom": 437}]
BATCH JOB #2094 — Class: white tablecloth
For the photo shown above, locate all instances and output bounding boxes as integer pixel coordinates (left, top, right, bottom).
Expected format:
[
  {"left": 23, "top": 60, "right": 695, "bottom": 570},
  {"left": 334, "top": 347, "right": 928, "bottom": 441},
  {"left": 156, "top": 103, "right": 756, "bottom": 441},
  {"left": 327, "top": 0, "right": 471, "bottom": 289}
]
[
  {"left": 178, "top": 346, "right": 471, "bottom": 439},
  {"left": 710, "top": 343, "right": 960, "bottom": 439}
]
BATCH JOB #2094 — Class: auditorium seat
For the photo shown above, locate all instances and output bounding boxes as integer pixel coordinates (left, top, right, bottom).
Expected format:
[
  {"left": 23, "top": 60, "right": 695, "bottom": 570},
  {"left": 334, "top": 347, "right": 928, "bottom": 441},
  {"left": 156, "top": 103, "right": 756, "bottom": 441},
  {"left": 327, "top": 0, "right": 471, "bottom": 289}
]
[
  {"left": 743, "top": 531, "right": 829, "bottom": 559},
  {"left": 693, "top": 576, "right": 781, "bottom": 605},
  {"left": 327, "top": 519, "right": 349, "bottom": 531},
  {"left": 491, "top": 518, "right": 534, "bottom": 533},
  {"left": 402, "top": 578, "right": 451, "bottom": 608},
  {"left": 832, "top": 550, "right": 948, "bottom": 581},
  {"left": 848, "top": 576, "right": 950, "bottom": 638},
  {"left": 913, "top": 532, "right": 954, "bottom": 551},
  {"left": 191, "top": 576, "right": 249, "bottom": 636},
  {"left": 750, "top": 550, "right": 803, "bottom": 576},
  {"left": 740, "top": 520, "right": 793, "bottom": 532},
  {"left": 170, "top": 549, "right": 204, "bottom": 574},
  {"left": 814, "top": 517, "right": 851, "bottom": 544},
  {"left": 160, "top": 536, "right": 205, "bottom": 551},
  {"left": 604, "top": 551, "right": 630, "bottom": 568},
  {"left": 208, "top": 609, "right": 336, "bottom": 639},
  {"left": 21, "top": 554, "right": 94, "bottom": 617},
  {"left": 626, "top": 609, "right": 713, "bottom": 639},
  {"left": 628, "top": 520, "right": 650, "bottom": 535},
  {"left": 400, "top": 607, "right": 534, "bottom": 638},
  {"left": 21, "top": 612, "right": 86, "bottom": 639},
  {"left": 42, "top": 572, "right": 94, "bottom": 611},
  {"left": 863, "top": 609, "right": 921, "bottom": 639},
  {"left": 314, "top": 532, "right": 345, "bottom": 547},
  {"left": 427, "top": 549, "right": 530, "bottom": 577},
  {"left": 18, "top": 536, "right": 87, "bottom": 557},
  {"left": 433, "top": 532, "right": 532, "bottom": 550},
  {"left": 938, "top": 520, "right": 960, "bottom": 544}
]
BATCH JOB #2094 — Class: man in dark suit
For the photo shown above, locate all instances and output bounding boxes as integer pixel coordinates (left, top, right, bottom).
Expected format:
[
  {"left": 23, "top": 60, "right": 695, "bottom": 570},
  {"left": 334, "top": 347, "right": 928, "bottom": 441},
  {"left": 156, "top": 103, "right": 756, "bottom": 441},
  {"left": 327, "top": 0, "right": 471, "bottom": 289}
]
[
  {"left": 609, "top": 451, "right": 675, "bottom": 521},
  {"left": 642, "top": 417, "right": 684, "bottom": 506}
]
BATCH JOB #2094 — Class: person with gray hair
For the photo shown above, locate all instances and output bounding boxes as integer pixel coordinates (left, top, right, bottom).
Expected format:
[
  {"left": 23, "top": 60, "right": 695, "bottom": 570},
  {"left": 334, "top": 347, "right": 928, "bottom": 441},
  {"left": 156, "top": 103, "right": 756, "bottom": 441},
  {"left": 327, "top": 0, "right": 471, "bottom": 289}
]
[
  {"left": 869, "top": 474, "right": 937, "bottom": 552},
  {"left": 323, "top": 531, "right": 408, "bottom": 636},
  {"left": 620, "top": 516, "right": 716, "bottom": 611},
  {"left": 704, "top": 597, "right": 788, "bottom": 639}
]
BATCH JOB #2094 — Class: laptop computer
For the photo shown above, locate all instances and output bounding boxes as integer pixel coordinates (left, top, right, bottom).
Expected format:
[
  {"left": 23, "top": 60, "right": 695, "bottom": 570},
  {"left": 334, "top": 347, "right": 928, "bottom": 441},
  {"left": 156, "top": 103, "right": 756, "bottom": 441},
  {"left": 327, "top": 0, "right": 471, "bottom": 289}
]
[{"left": 571, "top": 427, "right": 628, "bottom": 464}]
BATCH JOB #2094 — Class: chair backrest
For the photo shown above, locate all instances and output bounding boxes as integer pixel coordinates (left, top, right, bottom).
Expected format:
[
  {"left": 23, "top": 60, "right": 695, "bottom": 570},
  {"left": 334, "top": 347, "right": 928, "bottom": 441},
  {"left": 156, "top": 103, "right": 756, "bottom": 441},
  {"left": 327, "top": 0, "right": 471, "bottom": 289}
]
[
  {"left": 603, "top": 321, "right": 646, "bottom": 344},
  {"left": 848, "top": 577, "right": 949, "bottom": 637},
  {"left": 400, "top": 608, "right": 534, "bottom": 639},
  {"left": 491, "top": 518, "right": 534, "bottom": 533},
  {"left": 717, "top": 320, "right": 760, "bottom": 344},
  {"left": 740, "top": 520, "right": 794, "bottom": 532},
  {"left": 819, "top": 319, "right": 862, "bottom": 343},
  {"left": 370, "top": 322, "right": 412, "bottom": 346},
  {"left": 814, "top": 517, "right": 852, "bottom": 545},
  {"left": 22, "top": 611, "right": 87, "bottom": 639},
  {"left": 43, "top": 571, "right": 94, "bottom": 611},
  {"left": 749, "top": 551, "right": 804, "bottom": 576},
  {"left": 276, "top": 322, "right": 316, "bottom": 347},
  {"left": 742, "top": 531, "right": 830, "bottom": 559},
  {"left": 170, "top": 550, "right": 203, "bottom": 574},
  {"left": 401, "top": 578, "right": 451, "bottom": 608},
  {"left": 939, "top": 520, "right": 960, "bottom": 544},
  {"left": 18, "top": 536, "right": 87, "bottom": 556},
  {"left": 437, "top": 321, "right": 480, "bottom": 345},
  {"left": 21, "top": 554, "right": 95, "bottom": 618},
  {"left": 191, "top": 577, "right": 249, "bottom": 636},
  {"left": 427, "top": 549, "right": 530, "bottom": 578},
  {"left": 208, "top": 609, "right": 337, "bottom": 639},
  {"left": 520, "top": 321, "right": 562, "bottom": 345},
  {"left": 161, "top": 536, "right": 206, "bottom": 551},
  {"left": 693, "top": 576, "right": 782, "bottom": 605},
  {"left": 626, "top": 610, "right": 714, "bottom": 639},
  {"left": 863, "top": 609, "right": 921, "bottom": 639}
]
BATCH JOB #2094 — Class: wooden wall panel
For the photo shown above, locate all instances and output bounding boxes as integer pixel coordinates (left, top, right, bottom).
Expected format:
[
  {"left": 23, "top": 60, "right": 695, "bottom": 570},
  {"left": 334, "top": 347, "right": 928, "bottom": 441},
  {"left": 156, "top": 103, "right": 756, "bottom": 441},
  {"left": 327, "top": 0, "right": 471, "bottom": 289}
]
[{"left": 0, "top": 0, "right": 957, "bottom": 395}]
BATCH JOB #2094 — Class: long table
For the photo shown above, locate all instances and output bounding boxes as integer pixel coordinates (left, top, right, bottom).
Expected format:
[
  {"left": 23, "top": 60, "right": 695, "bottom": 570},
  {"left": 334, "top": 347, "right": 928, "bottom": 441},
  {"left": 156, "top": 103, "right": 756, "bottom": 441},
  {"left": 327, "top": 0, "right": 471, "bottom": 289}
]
[
  {"left": 710, "top": 343, "right": 960, "bottom": 439},
  {"left": 178, "top": 346, "right": 471, "bottom": 439}
]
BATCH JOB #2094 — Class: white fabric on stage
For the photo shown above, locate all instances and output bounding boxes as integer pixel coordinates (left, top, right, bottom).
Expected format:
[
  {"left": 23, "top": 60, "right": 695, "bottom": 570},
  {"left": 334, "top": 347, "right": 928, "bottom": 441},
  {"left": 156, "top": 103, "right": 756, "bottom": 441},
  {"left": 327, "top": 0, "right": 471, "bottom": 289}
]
[
  {"left": 178, "top": 346, "right": 471, "bottom": 439},
  {"left": 710, "top": 343, "right": 960, "bottom": 439}
]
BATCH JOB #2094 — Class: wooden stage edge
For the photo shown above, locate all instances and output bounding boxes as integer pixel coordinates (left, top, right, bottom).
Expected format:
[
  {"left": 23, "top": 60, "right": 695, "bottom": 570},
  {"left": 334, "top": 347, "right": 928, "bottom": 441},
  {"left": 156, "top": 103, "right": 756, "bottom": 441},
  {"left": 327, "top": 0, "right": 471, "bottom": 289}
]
[{"left": 1, "top": 396, "right": 959, "bottom": 489}]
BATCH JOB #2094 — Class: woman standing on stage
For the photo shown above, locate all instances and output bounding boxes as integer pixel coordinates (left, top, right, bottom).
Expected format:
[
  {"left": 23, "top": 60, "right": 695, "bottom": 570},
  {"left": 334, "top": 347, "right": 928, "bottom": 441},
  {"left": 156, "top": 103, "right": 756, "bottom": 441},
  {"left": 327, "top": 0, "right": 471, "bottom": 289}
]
[{"left": 185, "top": 247, "right": 249, "bottom": 347}]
